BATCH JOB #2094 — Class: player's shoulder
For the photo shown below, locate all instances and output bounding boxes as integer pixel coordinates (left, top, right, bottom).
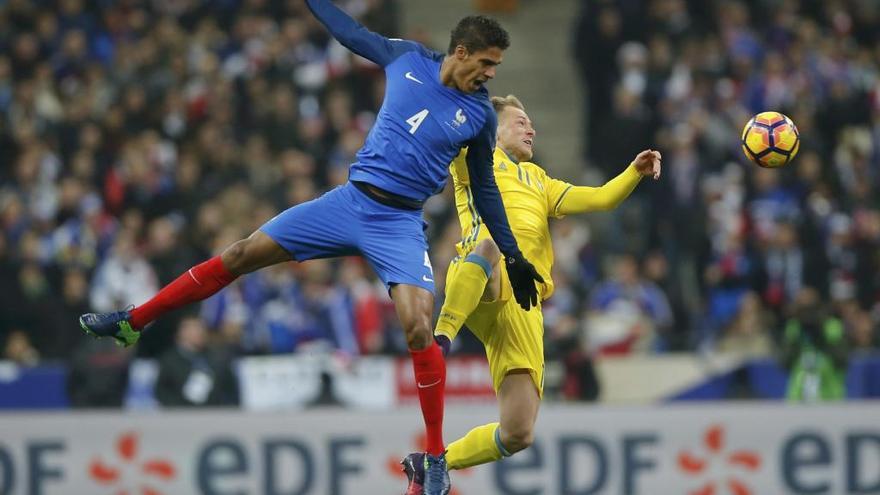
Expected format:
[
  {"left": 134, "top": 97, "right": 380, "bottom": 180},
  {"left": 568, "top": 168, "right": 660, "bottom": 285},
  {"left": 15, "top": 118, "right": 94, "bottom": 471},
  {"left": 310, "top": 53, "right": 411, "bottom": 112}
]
[
  {"left": 390, "top": 38, "right": 443, "bottom": 63},
  {"left": 521, "top": 160, "right": 549, "bottom": 177},
  {"left": 466, "top": 88, "right": 494, "bottom": 125},
  {"left": 472, "top": 86, "right": 492, "bottom": 109}
]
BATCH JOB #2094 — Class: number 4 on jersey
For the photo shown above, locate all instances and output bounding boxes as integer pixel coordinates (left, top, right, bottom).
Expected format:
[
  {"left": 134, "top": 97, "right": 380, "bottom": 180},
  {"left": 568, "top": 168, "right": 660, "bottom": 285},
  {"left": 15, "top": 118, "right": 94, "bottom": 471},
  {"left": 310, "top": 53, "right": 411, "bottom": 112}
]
[{"left": 406, "top": 109, "right": 429, "bottom": 134}]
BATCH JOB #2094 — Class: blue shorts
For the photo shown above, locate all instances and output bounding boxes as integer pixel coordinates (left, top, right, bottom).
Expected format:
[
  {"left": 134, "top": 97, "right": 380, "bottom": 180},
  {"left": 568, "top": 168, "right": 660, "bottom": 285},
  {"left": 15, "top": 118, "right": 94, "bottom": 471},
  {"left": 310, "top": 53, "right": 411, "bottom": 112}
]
[{"left": 259, "top": 182, "right": 435, "bottom": 293}]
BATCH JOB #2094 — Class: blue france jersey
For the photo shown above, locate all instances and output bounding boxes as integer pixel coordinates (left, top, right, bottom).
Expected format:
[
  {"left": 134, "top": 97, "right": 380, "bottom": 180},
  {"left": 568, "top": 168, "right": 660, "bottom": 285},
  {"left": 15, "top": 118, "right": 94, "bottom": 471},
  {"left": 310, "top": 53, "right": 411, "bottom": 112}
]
[
  {"left": 350, "top": 50, "right": 493, "bottom": 200},
  {"left": 306, "top": 0, "right": 521, "bottom": 258}
]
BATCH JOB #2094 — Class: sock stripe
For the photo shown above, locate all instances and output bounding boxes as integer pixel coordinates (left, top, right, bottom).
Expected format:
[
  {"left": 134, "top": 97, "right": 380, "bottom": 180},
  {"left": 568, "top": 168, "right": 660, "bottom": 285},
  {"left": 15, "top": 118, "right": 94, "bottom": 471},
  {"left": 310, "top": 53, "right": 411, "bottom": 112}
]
[
  {"left": 464, "top": 253, "right": 493, "bottom": 278},
  {"left": 187, "top": 268, "right": 202, "bottom": 285},
  {"left": 494, "top": 426, "right": 512, "bottom": 457}
]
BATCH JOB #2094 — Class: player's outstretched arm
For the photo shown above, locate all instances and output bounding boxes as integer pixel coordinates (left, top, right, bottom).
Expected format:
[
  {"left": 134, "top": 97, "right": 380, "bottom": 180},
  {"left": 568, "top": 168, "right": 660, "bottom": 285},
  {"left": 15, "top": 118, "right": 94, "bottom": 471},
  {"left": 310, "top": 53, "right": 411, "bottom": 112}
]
[
  {"left": 555, "top": 149, "right": 661, "bottom": 215},
  {"left": 466, "top": 111, "right": 543, "bottom": 310},
  {"left": 304, "top": 0, "right": 422, "bottom": 67}
]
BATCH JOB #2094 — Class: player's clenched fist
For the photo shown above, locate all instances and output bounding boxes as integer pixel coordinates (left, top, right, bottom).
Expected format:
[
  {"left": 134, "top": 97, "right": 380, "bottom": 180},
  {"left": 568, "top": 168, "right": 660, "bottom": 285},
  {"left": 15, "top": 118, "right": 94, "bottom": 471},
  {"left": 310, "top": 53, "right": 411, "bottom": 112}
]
[
  {"left": 506, "top": 253, "right": 544, "bottom": 310},
  {"left": 631, "top": 149, "right": 662, "bottom": 180}
]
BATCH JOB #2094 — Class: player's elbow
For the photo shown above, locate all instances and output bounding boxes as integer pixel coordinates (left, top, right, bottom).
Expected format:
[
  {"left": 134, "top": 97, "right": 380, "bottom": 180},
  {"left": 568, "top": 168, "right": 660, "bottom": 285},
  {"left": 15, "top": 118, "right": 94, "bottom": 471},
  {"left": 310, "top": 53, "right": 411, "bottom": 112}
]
[
  {"left": 560, "top": 190, "right": 623, "bottom": 214},
  {"left": 593, "top": 196, "right": 625, "bottom": 211},
  {"left": 558, "top": 201, "right": 613, "bottom": 215}
]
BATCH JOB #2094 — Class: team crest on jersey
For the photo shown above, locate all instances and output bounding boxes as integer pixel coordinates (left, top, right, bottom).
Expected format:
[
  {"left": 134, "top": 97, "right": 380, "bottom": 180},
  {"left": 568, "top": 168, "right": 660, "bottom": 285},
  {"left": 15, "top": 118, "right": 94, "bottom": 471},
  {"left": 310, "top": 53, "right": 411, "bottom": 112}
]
[
  {"left": 498, "top": 162, "right": 507, "bottom": 171},
  {"left": 446, "top": 109, "right": 468, "bottom": 134}
]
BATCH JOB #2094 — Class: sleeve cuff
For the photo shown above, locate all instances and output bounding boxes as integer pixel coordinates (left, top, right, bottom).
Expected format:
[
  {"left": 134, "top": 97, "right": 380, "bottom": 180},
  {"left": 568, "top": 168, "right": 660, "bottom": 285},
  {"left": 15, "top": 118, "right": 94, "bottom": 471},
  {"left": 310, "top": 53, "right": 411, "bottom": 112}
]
[{"left": 623, "top": 163, "right": 644, "bottom": 181}]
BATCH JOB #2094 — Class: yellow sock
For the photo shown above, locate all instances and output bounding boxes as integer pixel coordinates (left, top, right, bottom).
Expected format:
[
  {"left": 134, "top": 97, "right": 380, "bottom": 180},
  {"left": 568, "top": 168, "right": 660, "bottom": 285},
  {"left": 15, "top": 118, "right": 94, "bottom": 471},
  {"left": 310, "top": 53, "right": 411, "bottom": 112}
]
[
  {"left": 435, "top": 254, "right": 491, "bottom": 341},
  {"left": 446, "top": 422, "right": 512, "bottom": 470}
]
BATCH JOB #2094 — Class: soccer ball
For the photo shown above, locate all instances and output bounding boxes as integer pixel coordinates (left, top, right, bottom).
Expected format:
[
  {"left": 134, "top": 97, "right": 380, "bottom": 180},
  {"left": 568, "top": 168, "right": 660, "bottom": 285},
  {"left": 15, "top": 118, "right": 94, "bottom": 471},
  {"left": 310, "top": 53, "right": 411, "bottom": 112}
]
[{"left": 741, "top": 111, "right": 800, "bottom": 168}]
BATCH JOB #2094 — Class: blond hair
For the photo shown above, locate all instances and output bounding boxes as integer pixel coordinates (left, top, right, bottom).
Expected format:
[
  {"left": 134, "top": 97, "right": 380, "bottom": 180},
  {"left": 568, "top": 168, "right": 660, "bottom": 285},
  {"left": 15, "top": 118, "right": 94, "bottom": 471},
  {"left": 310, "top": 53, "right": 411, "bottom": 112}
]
[{"left": 490, "top": 94, "right": 525, "bottom": 115}]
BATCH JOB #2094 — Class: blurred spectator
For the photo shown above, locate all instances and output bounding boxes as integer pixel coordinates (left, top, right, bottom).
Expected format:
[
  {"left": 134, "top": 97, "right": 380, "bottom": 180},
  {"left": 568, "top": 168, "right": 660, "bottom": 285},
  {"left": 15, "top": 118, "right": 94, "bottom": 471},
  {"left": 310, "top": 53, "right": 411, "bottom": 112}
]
[
  {"left": 573, "top": 3, "right": 625, "bottom": 158},
  {"left": 89, "top": 229, "right": 159, "bottom": 312},
  {"left": 30, "top": 267, "right": 92, "bottom": 360},
  {"left": 846, "top": 309, "right": 879, "bottom": 352},
  {"left": 67, "top": 338, "right": 131, "bottom": 408},
  {"left": 3, "top": 329, "right": 39, "bottom": 365},
  {"left": 642, "top": 250, "right": 690, "bottom": 349},
  {"left": 698, "top": 231, "right": 760, "bottom": 347},
  {"left": 762, "top": 220, "right": 807, "bottom": 310},
  {"left": 715, "top": 291, "right": 775, "bottom": 357},
  {"left": 551, "top": 314, "right": 600, "bottom": 402},
  {"left": 561, "top": 349, "right": 601, "bottom": 402},
  {"left": 7, "top": 262, "right": 56, "bottom": 347},
  {"left": 594, "top": 85, "right": 654, "bottom": 178},
  {"left": 338, "top": 257, "right": 385, "bottom": 354},
  {"left": 781, "top": 287, "right": 847, "bottom": 402},
  {"left": 248, "top": 261, "right": 358, "bottom": 355},
  {"left": 586, "top": 254, "right": 673, "bottom": 354},
  {"left": 155, "top": 316, "right": 239, "bottom": 407}
]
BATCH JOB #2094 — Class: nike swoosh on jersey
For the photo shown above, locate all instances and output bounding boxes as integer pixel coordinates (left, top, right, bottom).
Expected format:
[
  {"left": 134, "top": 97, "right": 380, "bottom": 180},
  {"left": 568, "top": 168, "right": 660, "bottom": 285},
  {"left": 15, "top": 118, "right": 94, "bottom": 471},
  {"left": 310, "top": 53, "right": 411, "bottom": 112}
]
[
  {"left": 405, "top": 72, "right": 424, "bottom": 84},
  {"left": 422, "top": 275, "right": 434, "bottom": 282},
  {"left": 417, "top": 378, "right": 442, "bottom": 388}
]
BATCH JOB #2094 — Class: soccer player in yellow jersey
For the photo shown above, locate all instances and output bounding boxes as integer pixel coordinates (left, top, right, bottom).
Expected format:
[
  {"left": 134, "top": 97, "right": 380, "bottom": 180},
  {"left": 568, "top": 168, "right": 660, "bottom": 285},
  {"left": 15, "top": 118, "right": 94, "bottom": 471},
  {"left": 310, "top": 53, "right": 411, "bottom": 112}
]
[{"left": 401, "top": 94, "right": 661, "bottom": 493}]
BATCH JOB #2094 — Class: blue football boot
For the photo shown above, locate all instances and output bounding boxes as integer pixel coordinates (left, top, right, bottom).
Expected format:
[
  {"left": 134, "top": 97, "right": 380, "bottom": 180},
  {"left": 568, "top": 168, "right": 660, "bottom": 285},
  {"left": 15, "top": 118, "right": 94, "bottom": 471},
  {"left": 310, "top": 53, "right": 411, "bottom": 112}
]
[
  {"left": 422, "top": 452, "right": 450, "bottom": 495},
  {"left": 401, "top": 452, "right": 425, "bottom": 495},
  {"left": 78, "top": 307, "right": 140, "bottom": 347}
]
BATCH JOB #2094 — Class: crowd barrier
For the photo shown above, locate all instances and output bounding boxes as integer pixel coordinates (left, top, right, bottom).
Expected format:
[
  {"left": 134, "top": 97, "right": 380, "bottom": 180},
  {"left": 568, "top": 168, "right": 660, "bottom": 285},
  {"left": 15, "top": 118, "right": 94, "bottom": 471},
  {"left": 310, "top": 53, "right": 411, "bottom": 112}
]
[{"left": 3, "top": 354, "right": 880, "bottom": 410}]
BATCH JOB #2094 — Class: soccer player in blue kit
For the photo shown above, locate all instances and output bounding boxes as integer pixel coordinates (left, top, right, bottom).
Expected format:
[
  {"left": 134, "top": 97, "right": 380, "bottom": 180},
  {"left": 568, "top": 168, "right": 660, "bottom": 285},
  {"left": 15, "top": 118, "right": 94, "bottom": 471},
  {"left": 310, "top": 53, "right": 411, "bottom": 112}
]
[{"left": 79, "top": 1, "right": 543, "bottom": 493}]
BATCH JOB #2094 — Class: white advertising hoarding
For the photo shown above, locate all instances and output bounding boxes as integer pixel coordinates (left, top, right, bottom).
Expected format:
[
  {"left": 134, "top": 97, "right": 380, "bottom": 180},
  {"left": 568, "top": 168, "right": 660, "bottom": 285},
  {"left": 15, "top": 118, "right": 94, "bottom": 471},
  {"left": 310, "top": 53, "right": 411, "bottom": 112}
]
[{"left": 0, "top": 403, "right": 879, "bottom": 494}]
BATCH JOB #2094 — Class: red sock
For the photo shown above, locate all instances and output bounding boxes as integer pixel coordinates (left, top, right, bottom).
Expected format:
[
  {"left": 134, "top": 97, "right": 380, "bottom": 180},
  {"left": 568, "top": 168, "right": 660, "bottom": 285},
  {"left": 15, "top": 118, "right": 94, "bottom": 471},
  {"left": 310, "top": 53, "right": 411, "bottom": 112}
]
[
  {"left": 129, "top": 256, "right": 236, "bottom": 329},
  {"left": 410, "top": 342, "right": 446, "bottom": 456}
]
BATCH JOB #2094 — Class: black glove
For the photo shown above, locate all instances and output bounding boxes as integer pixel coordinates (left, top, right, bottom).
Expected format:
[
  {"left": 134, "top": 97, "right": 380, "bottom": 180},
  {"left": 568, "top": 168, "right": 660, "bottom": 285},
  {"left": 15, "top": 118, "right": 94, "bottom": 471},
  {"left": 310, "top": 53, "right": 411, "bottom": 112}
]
[{"left": 505, "top": 252, "right": 544, "bottom": 310}]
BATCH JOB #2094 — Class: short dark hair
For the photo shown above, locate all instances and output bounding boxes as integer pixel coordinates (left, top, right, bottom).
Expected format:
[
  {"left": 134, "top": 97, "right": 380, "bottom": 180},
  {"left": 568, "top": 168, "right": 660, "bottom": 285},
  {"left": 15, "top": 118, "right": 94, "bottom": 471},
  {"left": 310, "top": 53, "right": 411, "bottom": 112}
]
[{"left": 447, "top": 16, "right": 510, "bottom": 55}]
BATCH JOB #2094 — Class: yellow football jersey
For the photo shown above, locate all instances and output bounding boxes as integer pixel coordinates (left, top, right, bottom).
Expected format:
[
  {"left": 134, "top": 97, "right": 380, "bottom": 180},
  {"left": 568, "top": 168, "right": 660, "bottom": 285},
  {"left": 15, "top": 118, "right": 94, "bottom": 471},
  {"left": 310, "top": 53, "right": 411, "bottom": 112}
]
[{"left": 449, "top": 147, "right": 573, "bottom": 300}]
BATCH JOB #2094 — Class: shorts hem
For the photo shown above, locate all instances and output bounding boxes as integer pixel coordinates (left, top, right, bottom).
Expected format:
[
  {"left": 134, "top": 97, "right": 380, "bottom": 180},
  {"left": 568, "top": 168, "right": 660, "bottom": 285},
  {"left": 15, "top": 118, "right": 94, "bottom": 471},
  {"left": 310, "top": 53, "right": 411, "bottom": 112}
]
[
  {"left": 493, "top": 364, "right": 544, "bottom": 399},
  {"left": 258, "top": 227, "right": 304, "bottom": 262},
  {"left": 387, "top": 279, "right": 436, "bottom": 295}
]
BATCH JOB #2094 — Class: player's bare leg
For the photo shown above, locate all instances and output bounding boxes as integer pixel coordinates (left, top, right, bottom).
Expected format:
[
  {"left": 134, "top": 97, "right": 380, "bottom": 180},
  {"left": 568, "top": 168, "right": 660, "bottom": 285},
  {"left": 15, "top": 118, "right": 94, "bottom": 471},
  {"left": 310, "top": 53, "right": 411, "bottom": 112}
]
[
  {"left": 443, "top": 369, "right": 539, "bottom": 471},
  {"left": 79, "top": 231, "right": 290, "bottom": 346},
  {"left": 392, "top": 284, "right": 435, "bottom": 350},
  {"left": 219, "top": 230, "right": 292, "bottom": 275},
  {"left": 497, "top": 370, "right": 540, "bottom": 454},
  {"left": 392, "top": 284, "right": 450, "bottom": 495}
]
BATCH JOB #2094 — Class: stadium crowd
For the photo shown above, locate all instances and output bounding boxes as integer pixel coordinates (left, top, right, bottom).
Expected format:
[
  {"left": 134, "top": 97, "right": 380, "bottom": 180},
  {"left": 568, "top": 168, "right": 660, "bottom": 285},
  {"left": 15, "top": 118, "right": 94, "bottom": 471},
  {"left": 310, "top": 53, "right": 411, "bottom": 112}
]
[
  {"left": 572, "top": 0, "right": 880, "bottom": 357},
  {"left": 0, "top": 0, "right": 409, "bottom": 363},
  {"left": 0, "top": 0, "right": 879, "bottom": 402}
]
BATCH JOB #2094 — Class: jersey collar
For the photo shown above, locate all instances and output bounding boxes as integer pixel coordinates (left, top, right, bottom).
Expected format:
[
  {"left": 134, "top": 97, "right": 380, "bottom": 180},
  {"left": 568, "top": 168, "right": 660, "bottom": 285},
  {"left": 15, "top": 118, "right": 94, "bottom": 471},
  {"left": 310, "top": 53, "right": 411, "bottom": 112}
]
[{"left": 496, "top": 147, "right": 519, "bottom": 165}]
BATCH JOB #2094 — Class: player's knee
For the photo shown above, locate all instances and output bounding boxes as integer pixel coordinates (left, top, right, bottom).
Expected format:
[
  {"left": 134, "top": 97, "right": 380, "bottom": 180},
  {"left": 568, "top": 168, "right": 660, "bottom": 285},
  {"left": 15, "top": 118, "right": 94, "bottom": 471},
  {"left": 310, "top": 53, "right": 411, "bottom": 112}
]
[
  {"left": 502, "top": 424, "right": 535, "bottom": 454},
  {"left": 473, "top": 239, "right": 501, "bottom": 267},
  {"left": 220, "top": 238, "right": 252, "bottom": 275},
  {"left": 403, "top": 316, "right": 433, "bottom": 350}
]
